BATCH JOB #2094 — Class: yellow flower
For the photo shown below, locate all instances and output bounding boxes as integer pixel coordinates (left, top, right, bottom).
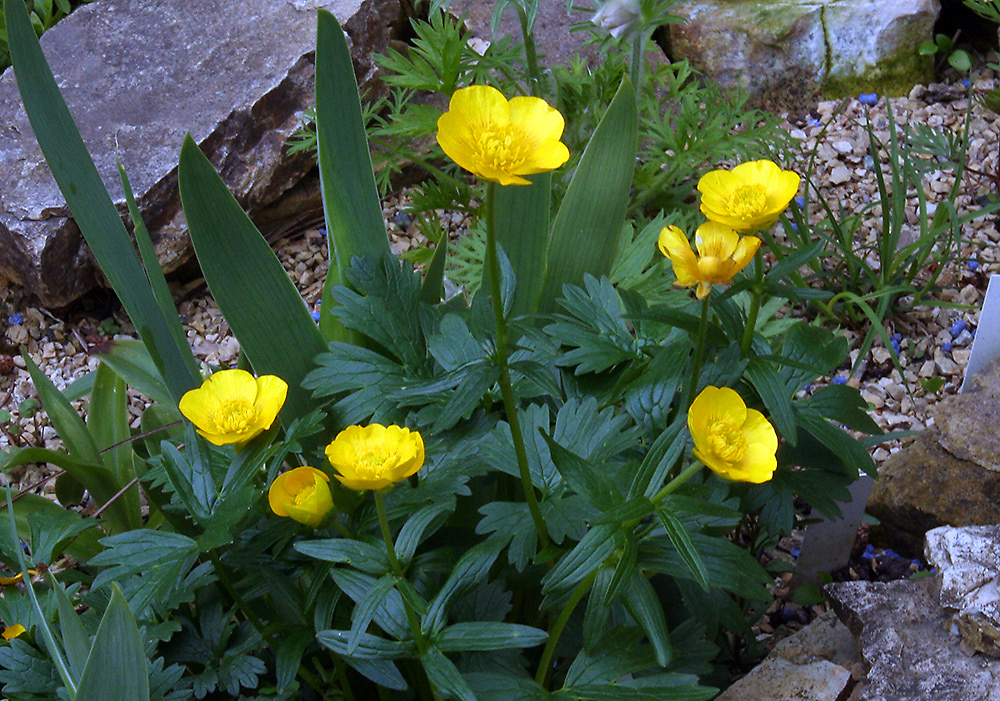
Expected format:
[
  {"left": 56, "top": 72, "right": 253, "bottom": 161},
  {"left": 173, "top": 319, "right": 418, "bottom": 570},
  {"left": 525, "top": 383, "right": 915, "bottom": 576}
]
[
  {"left": 2, "top": 624, "right": 25, "bottom": 641},
  {"left": 436, "top": 85, "right": 570, "bottom": 186},
  {"left": 325, "top": 424, "right": 425, "bottom": 491},
  {"left": 268, "top": 466, "right": 334, "bottom": 527},
  {"left": 697, "top": 160, "right": 800, "bottom": 231},
  {"left": 688, "top": 386, "right": 778, "bottom": 484},
  {"left": 0, "top": 570, "right": 36, "bottom": 586},
  {"left": 658, "top": 221, "right": 760, "bottom": 299},
  {"left": 179, "top": 369, "right": 287, "bottom": 446}
]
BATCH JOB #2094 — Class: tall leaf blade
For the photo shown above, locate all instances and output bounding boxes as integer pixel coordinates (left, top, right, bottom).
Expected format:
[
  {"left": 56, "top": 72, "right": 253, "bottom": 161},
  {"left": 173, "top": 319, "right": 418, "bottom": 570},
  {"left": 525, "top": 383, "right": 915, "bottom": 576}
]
[
  {"left": 315, "top": 9, "right": 390, "bottom": 340},
  {"left": 538, "top": 78, "right": 637, "bottom": 314},
  {"left": 4, "top": 0, "right": 199, "bottom": 402},
  {"left": 493, "top": 173, "right": 551, "bottom": 317},
  {"left": 75, "top": 586, "right": 150, "bottom": 701},
  {"left": 178, "top": 136, "right": 327, "bottom": 420}
]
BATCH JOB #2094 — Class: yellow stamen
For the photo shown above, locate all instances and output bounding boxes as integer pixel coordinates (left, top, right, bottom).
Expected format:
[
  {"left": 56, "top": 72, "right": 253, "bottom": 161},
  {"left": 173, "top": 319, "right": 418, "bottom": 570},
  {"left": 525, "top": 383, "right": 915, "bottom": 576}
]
[{"left": 726, "top": 184, "right": 767, "bottom": 218}]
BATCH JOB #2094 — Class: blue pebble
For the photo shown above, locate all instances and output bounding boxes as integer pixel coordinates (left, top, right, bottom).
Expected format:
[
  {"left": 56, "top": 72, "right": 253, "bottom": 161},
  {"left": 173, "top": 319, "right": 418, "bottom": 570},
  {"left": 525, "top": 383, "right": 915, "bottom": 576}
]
[
  {"left": 950, "top": 319, "right": 968, "bottom": 337},
  {"left": 794, "top": 196, "right": 805, "bottom": 208},
  {"left": 883, "top": 548, "right": 898, "bottom": 558},
  {"left": 942, "top": 341, "right": 953, "bottom": 352},
  {"left": 890, "top": 339, "right": 901, "bottom": 354},
  {"left": 832, "top": 375, "right": 847, "bottom": 385},
  {"left": 968, "top": 260, "right": 980, "bottom": 272},
  {"left": 790, "top": 548, "right": 800, "bottom": 558},
  {"left": 911, "top": 559, "right": 923, "bottom": 569},
  {"left": 7, "top": 313, "right": 23, "bottom": 325},
  {"left": 311, "top": 310, "right": 321, "bottom": 322},
  {"left": 859, "top": 93, "right": 878, "bottom": 106},
  {"left": 317, "top": 227, "right": 327, "bottom": 237},
  {"left": 962, "top": 78, "right": 970, "bottom": 88},
  {"left": 394, "top": 211, "right": 413, "bottom": 229},
  {"left": 807, "top": 117, "right": 822, "bottom": 128},
  {"left": 789, "top": 222, "right": 798, "bottom": 232},
  {"left": 862, "top": 544, "right": 875, "bottom": 559}
]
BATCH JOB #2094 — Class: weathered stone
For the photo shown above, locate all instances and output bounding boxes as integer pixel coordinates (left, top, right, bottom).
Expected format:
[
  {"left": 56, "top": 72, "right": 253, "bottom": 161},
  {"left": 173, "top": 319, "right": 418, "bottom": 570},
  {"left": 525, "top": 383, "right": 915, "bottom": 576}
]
[
  {"left": 665, "top": 0, "right": 938, "bottom": 110},
  {"left": 717, "top": 610, "right": 861, "bottom": 700},
  {"left": 0, "top": 0, "right": 397, "bottom": 307},
  {"left": 925, "top": 525, "right": 1000, "bottom": 657},
  {"left": 867, "top": 359, "right": 1000, "bottom": 553},
  {"left": 826, "top": 576, "right": 1000, "bottom": 700}
]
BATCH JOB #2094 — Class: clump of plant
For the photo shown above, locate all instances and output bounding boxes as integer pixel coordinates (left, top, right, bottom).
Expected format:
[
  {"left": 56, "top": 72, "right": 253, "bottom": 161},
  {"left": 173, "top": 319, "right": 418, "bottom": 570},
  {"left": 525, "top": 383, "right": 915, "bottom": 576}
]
[{"left": 0, "top": 0, "right": 880, "bottom": 698}]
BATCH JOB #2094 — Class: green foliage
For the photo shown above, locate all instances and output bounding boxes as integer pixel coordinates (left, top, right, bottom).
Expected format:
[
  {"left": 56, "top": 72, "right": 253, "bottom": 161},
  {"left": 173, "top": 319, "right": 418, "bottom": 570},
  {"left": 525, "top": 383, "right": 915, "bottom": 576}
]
[
  {"left": 0, "top": 2, "right": 890, "bottom": 699},
  {"left": 918, "top": 33, "right": 972, "bottom": 73}
]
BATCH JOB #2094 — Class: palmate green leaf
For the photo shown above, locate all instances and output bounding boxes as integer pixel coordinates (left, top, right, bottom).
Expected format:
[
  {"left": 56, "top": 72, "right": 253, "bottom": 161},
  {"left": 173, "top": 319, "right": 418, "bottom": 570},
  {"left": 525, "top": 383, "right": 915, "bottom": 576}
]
[
  {"left": 4, "top": 0, "right": 199, "bottom": 402},
  {"left": 178, "top": 136, "right": 327, "bottom": 421},
  {"left": 542, "top": 432, "right": 620, "bottom": 512},
  {"left": 0, "top": 639, "right": 60, "bottom": 698},
  {"left": 778, "top": 322, "right": 849, "bottom": 393},
  {"left": 315, "top": 9, "right": 391, "bottom": 342},
  {"left": 395, "top": 503, "right": 451, "bottom": 565},
  {"left": 75, "top": 585, "right": 150, "bottom": 701},
  {"left": 493, "top": 173, "right": 551, "bottom": 317},
  {"left": 435, "top": 622, "right": 548, "bottom": 652},
  {"left": 0, "top": 494, "right": 101, "bottom": 565},
  {"left": 538, "top": 78, "right": 638, "bottom": 314}
]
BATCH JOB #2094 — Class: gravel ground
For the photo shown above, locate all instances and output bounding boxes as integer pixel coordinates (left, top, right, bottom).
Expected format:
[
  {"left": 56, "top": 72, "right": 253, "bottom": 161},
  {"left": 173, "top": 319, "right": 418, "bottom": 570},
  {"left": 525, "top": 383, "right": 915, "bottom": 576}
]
[{"left": 1, "top": 67, "right": 998, "bottom": 505}]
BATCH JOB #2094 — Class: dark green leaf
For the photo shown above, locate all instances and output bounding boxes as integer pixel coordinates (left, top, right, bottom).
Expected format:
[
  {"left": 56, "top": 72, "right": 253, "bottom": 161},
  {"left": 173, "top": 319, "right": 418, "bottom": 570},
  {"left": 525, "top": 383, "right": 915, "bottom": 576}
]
[
  {"left": 75, "top": 585, "right": 150, "bottom": 701},
  {"left": 745, "top": 358, "right": 797, "bottom": 445},
  {"left": 621, "top": 573, "right": 672, "bottom": 666},
  {"left": 294, "top": 538, "right": 389, "bottom": 575},
  {"left": 435, "top": 622, "right": 548, "bottom": 652},
  {"left": 656, "top": 509, "right": 709, "bottom": 591},
  {"left": 422, "top": 647, "right": 475, "bottom": 701},
  {"left": 316, "top": 629, "right": 411, "bottom": 660},
  {"left": 802, "top": 384, "right": 882, "bottom": 434},
  {"left": 348, "top": 575, "right": 396, "bottom": 655},
  {"left": 542, "top": 524, "right": 621, "bottom": 594},
  {"left": 178, "top": 135, "right": 327, "bottom": 421},
  {"left": 494, "top": 173, "right": 551, "bottom": 317},
  {"left": 542, "top": 433, "right": 619, "bottom": 512}
]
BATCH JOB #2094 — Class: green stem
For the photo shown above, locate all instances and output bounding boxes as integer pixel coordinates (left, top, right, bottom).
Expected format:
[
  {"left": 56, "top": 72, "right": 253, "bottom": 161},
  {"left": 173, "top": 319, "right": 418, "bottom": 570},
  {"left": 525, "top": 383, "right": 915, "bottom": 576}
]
[
  {"left": 629, "top": 30, "right": 645, "bottom": 101},
  {"left": 517, "top": 6, "right": 542, "bottom": 96},
  {"left": 483, "top": 182, "right": 551, "bottom": 552},
  {"left": 740, "top": 250, "right": 765, "bottom": 357},
  {"left": 374, "top": 491, "right": 440, "bottom": 701},
  {"left": 650, "top": 462, "right": 704, "bottom": 506},
  {"left": 684, "top": 295, "right": 712, "bottom": 411},
  {"left": 534, "top": 570, "right": 598, "bottom": 688}
]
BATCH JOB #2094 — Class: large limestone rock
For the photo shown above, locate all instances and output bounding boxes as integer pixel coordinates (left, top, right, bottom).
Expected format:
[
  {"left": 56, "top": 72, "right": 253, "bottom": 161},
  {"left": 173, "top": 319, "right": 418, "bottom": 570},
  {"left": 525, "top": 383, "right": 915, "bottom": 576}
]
[
  {"left": 826, "top": 576, "right": 1000, "bottom": 700},
  {"left": 925, "top": 525, "right": 1000, "bottom": 658},
  {"left": 0, "top": 0, "right": 396, "bottom": 307},
  {"left": 716, "top": 610, "right": 860, "bottom": 700},
  {"left": 666, "top": 0, "right": 938, "bottom": 110},
  {"left": 867, "top": 360, "right": 1000, "bottom": 553}
]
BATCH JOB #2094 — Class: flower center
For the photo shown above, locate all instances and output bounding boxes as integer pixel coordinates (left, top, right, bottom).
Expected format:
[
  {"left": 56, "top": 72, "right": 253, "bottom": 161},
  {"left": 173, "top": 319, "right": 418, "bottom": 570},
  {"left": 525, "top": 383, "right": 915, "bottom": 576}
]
[
  {"left": 707, "top": 419, "right": 747, "bottom": 462},
  {"left": 292, "top": 482, "right": 317, "bottom": 507},
  {"left": 354, "top": 445, "right": 396, "bottom": 479},
  {"left": 213, "top": 399, "right": 258, "bottom": 435},
  {"left": 726, "top": 184, "right": 767, "bottom": 218},
  {"left": 474, "top": 122, "right": 529, "bottom": 173}
]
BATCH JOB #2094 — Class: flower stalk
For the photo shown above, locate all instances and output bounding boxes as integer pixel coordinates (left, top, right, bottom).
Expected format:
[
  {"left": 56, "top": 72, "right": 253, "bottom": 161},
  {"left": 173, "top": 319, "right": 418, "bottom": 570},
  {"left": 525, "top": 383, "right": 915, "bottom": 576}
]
[
  {"left": 740, "top": 249, "right": 765, "bottom": 356},
  {"left": 684, "top": 295, "right": 712, "bottom": 411},
  {"left": 534, "top": 569, "right": 598, "bottom": 688},
  {"left": 484, "top": 182, "right": 551, "bottom": 551}
]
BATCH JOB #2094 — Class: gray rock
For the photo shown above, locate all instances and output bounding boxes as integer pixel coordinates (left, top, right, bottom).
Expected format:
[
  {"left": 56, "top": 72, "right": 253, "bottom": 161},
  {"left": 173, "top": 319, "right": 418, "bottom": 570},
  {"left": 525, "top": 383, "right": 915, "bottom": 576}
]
[
  {"left": 717, "top": 610, "right": 861, "bottom": 700},
  {"left": 665, "top": 0, "right": 938, "bottom": 111},
  {"left": 867, "top": 359, "right": 1000, "bottom": 553},
  {"left": 0, "top": 0, "right": 396, "bottom": 307},
  {"left": 826, "top": 576, "right": 1000, "bottom": 701},
  {"left": 925, "top": 525, "right": 1000, "bottom": 657}
]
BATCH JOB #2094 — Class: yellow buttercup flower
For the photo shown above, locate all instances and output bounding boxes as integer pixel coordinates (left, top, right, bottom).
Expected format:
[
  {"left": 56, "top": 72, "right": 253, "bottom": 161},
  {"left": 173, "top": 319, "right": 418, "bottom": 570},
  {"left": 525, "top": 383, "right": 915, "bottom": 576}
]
[
  {"left": 697, "top": 160, "right": 800, "bottom": 231},
  {"left": 658, "top": 221, "right": 760, "bottom": 299},
  {"left": 688, "top": 386, "right": 778, "bottom": 484},
  {"left": 2, "top": 624, "right": 25, "bottom": 641},
  {"left": 178, "top": 369, "right": 288, "bottom": 446},
  {"left": 325, "top": 424, "right": 425, "bottom": 491},
  {"left": 436, "top": 85, "right": 570, "bottom": 186},
  {"left": 268, "top": 466, "right": 334, "bottom": 527}
]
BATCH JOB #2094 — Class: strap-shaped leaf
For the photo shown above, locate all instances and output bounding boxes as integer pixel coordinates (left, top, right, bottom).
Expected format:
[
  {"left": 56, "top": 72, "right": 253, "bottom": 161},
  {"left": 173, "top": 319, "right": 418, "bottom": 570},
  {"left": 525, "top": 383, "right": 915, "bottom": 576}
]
[
  {"left": 4, "top": 0, "right": 199, "bottom": 402},
  {"left": 51, "top": 580, "right": 89, "bottom": 683},
  {"left": 294, "top": 538, "right": 389, "bottom": 575},
  {"left": 178, "top": 136, "right": 327, "bottom": 420},
  {"left": 315, "top": 9, "right": 391, "bottom": 341},
  {"left": 538, "top": 78, "right": 637, "bottom": 314},
  {"left": 493, "top": 173, "right": 551, "bottom": 317},
  {"left": 348, "top": 575, "right": 396, "bottom": 655},
  {"left": 542, "top": 523, "right": 621, "bottom": 594},
  {"left": 75, "top": 586, "right": 150, "bottom": 701},
  {"left": 88, "top": 364, "right": 141, "bottom": 530}
]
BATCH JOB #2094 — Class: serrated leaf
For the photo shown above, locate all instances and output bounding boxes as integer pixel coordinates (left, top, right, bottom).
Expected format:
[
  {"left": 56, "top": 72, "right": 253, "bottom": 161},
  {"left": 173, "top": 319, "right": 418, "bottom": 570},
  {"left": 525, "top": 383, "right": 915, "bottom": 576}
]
[
  {"left": 546, "top": 275, "right": 638, "bottom": 374},
  {"left": 542, "top": 432, "right": 620, "bottom": 512}
]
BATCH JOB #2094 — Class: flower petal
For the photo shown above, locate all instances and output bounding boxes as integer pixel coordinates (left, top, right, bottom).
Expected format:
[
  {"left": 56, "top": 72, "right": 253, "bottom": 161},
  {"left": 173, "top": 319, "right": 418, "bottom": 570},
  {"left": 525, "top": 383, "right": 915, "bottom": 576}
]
[
  {"left": 509, "top": 96, "right": 565, "bottom": 142},
  {"left": 742, "top": 409, "right": 778, "bottom": 452},
  {"left": 732, "top": 442, "right": 778, "bottom": 483},
  {"left": 253, "top": 375, "right": 288, "bottom": 430},
  {"left": 694, "top": 221, "right": 739, "bottom": 260}
]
